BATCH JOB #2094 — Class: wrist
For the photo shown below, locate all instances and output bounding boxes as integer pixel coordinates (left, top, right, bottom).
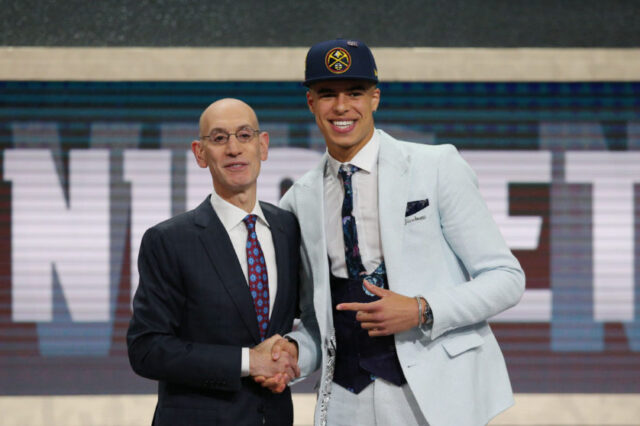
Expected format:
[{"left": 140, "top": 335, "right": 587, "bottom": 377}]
[
  {"left": 415, "top": 295, "right": 434, "bottom": 329},
  {"left": 422, "top": 297, "right": 434, "bottom": 328},
  {"left": 414, "top": 296, "right": 423, "bottom": 327}
]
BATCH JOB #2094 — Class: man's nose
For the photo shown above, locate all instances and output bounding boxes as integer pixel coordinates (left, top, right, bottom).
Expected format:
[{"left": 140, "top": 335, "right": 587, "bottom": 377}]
[
  {"left": 225, "top": 135, "right": 243, "bottom": 154},
  {"left": 333, "top": 93, "right": 349, "bottom": 113}
]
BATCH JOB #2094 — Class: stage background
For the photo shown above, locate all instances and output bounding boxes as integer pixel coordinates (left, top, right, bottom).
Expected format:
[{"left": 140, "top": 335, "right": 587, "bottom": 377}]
[{"left": 1, "top": 1, "right": 639, "bottom": 424}]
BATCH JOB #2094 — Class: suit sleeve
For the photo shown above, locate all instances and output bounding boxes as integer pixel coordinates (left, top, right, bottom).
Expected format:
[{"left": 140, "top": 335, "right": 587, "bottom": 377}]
[
  {"left": 127, "top": 226, "right": 242, "bottom": 392},
  {"left": 423, "top": 145, "right": 525, "bottom": 340},
  {"left": 279, "top": 188, "right": 323, "bottom": 377}
]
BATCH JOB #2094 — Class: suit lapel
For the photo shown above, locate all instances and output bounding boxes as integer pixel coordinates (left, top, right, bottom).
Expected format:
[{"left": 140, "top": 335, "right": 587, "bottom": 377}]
[
  {"left": 294, "top": 156, "right": 332, "bottom": 337},
  {"left": 194, "top": 199, "right": 261, "bottom": 344},
  {"left": 377, "top": 131, "right": 411, "bottom": 288},
  {"left": 296, "top": 162, "right": 327, "bottom": 260}
]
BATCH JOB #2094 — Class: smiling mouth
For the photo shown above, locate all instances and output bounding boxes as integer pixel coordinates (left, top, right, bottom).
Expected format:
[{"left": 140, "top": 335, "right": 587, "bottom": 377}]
[
  {"left": 330, "top": 120, "right": 355, "bottom": 132},
  {"left": 225, "top": 162, "right": 248, "bottom": 170}
]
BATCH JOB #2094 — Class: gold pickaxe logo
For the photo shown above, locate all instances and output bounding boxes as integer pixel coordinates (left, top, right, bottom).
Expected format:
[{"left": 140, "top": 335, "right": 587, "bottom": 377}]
[{"left": 325, "top": 48, "right": 351, "bottom": 74}]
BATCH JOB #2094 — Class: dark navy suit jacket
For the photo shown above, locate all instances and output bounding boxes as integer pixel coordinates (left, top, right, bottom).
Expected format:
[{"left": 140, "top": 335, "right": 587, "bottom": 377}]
[{"left": 127, "top": 197, "right": 300, "bottom": 426}]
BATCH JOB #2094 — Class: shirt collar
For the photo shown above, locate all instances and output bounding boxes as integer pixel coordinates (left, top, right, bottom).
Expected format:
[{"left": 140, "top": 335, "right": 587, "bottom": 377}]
[
  {"left": 326, "top": 130, "right": 379, "bottom": 178},
  {"left": 209, "top": 191, "right": 270, "bottom": 232}
]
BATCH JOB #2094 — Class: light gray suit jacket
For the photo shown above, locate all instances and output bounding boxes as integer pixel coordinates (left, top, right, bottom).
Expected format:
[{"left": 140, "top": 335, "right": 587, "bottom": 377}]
[{"left": 280, "top": 129, "right": 525, "bottom": 426}]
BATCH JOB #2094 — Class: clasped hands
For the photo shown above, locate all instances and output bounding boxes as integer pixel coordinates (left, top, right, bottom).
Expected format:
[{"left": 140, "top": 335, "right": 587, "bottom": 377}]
[
  {"left": 250, "top": 281, "right": 420, "bottom": 393},
  {"left": 250, "top": 334, "right": 299, "bottom": 393}
]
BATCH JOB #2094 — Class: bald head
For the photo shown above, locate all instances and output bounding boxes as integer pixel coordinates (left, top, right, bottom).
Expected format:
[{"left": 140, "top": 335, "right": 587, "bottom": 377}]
[{"left": 199, "top": 98, "right": 259, "bottom": 137}]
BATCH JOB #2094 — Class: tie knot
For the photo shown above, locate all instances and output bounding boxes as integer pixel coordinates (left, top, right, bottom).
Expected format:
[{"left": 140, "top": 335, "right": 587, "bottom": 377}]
[
  {"left": 243, "top": 214, "right": 258, "bottom": 229},
  {"left": 338, "top": 164, "right": 359, "bottom": 180}
]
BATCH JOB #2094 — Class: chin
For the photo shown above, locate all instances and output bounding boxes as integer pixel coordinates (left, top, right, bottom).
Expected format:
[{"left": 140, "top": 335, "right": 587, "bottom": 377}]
[{"left": 335, "top": 139, "right": 361, "bottom": 149}]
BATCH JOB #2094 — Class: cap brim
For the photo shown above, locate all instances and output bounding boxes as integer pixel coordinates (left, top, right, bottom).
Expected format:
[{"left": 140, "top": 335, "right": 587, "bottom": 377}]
[{"left": 303, "top": 75, "right": 379, "bottom": 87}]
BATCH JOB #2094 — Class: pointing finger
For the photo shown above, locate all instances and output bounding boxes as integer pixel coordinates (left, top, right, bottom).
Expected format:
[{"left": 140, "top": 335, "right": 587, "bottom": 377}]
[
  {"left": 362, "top": 280, "right": 387, "bottom": 297},
  {"left": 336, "top": 302, "right": 367, "bottom": 312}
]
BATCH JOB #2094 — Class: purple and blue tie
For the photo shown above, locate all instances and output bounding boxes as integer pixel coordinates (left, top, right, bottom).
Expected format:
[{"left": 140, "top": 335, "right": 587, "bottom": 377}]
[{"left": 243, "top": 214, "right": 270, "bottom": 341}]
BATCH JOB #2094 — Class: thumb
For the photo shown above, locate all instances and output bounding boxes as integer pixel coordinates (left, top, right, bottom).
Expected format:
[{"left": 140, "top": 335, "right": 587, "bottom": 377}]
[{"left": 271, "top": 340, "right": 283, "bottom": 360}]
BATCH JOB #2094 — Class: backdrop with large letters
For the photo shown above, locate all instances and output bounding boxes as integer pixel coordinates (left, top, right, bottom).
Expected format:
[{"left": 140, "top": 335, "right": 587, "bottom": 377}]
[{"left": 1, "top": 81, "right": 639, "bottom": 394}]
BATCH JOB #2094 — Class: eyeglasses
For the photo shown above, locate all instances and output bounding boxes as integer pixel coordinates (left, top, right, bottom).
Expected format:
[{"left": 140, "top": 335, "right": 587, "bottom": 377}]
[{"left": 200, "top": 127, "right": 260, "bottom": 145}]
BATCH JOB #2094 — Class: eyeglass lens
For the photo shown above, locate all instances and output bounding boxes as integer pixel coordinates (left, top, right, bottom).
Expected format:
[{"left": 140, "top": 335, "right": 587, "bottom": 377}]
[{"left": 208, "top": 128, "right": 257, "bottom": 144}]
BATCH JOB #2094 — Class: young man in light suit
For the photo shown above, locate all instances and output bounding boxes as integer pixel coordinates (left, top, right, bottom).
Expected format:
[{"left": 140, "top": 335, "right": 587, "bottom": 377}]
[
  {"left": 264, "top": 39, "right": 525, "bottom": 425},
  {"left": 127, "top": 99, "right": 300, "bottom": 426}
]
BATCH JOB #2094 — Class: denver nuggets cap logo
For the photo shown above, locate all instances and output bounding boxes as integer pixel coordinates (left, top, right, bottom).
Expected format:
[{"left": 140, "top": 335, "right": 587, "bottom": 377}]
[{"left": 325, "top": 47, "right": 351, "bottom": 74}]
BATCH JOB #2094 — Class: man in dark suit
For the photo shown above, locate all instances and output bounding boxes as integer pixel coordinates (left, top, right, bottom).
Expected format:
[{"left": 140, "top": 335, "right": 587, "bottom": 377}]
[{"left": 127, "top": 98, "right": 300, "bottom": 426}]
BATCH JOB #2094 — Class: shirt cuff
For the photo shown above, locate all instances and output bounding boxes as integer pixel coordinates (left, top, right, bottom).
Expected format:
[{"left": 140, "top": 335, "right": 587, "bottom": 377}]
[{"left": 241, "top": 347, "right": 250, "bottom": 377}]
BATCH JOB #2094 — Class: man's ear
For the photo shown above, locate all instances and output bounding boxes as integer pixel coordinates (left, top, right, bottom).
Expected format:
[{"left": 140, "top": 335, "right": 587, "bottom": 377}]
[
  {"left": 191, "top": 140, "right": 207, "bottom": 168},
  {"left": 259, "top": 131, "right": 269, "bottom": 161},
  {"left": 371, "top": 87, "right": 381, "bottom": 112},
  {"left": 306, "top": 91, "right": 315, "bottom": 114}
]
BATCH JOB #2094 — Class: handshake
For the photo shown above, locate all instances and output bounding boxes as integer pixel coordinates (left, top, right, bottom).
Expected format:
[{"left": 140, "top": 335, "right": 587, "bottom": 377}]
[{"left": 249, "top": 334, "right": 300, "bottom": 393}]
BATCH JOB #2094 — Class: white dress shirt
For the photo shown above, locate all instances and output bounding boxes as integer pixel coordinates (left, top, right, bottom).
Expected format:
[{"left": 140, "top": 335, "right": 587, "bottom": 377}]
[
  {"left": 324, "top": 132, "right": 383, "bottom": 277},
  {"left": 209, "top": 191, "right": 278, "bottom": 376}
]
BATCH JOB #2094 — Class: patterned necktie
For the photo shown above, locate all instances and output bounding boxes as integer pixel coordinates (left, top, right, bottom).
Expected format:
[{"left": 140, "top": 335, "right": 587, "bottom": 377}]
[
  {"left": 242, "top": 214, "right": 270, "bottom": 341},
  {"left": 338, "top": 164, "right": 366, "bottom": 280}
]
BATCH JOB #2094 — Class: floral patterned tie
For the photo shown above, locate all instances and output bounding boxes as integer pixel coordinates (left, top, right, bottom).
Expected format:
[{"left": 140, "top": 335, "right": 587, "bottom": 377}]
[
  {"left": 338, "top": 164, "right": 387, "bottom": 296},
  {"left": 338, "top": 164, "right": 367, "bottom": 280},
  {"left": 243, "top": 214, "right": 269, "bottom": 341}
]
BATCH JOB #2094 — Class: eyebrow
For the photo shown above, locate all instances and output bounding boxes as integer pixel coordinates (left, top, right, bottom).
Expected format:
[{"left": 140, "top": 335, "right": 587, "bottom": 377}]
[{"left": 209, "top": 124, "right": 254, "bottom": 133}]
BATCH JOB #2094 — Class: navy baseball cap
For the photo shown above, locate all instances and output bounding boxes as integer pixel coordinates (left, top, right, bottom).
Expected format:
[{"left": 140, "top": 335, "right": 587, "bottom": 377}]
[{"left": 303, "top": 38, "right": 378, "bottom": 87}]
